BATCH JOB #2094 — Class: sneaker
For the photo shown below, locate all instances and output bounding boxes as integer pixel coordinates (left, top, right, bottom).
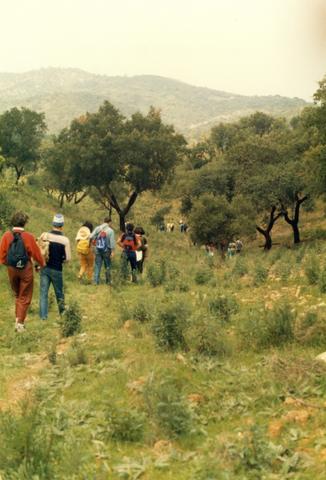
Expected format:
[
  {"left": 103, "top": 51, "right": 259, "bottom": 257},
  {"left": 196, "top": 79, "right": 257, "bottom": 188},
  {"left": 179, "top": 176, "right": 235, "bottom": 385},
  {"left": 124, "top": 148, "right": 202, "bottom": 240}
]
[{"left": 15, "top": 322, "right": 25, "bottom": 332}]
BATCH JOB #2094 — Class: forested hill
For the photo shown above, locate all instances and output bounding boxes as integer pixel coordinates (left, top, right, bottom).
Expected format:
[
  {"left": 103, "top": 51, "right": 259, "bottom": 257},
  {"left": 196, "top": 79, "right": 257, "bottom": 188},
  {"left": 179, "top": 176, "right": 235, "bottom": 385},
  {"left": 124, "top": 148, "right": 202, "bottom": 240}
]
[{"left": 0, "top": 68, "right": 307, "bottom": 136}]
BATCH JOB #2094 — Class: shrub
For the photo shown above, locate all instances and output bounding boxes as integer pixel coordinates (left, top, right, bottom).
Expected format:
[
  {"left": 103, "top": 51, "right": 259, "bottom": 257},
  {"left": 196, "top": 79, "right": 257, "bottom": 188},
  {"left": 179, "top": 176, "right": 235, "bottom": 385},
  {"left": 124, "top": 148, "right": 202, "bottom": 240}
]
[
  {"left": 304, "top": 255, "right": 320, "bottom": 285},
  {"left": 144, "top": 378, "right": 193, "bottom": 438},
  {"left": 232, "top": 257, "right": 248, "bottom": 277},
  {"left": 152, "top": 300, "right": 189, "bottom": 351},
  {"left": 297, "top": 311, "right": 326, "bottom": 347},
  {"left": 239, "top": 303, "right": 295, "bottom": 350},
  {"left": 194, "top": 268, "right": 211, "bottom": 285},
  {"left": 104, "top": 404, "right": 145, "bottom": 442},
  {"left": 208, "top": 294, "right": 239, "bottom": 323},
  {"left": 133, "top": 301, "right": 153, "bottom": 323},
  {"left": 189, "top": 319, "right": 232, "bottom": 357},
  {"left": 67, "top": 340, "right": 88, "bottom": 366},
  {"left": 147, "top": 260, "right": 167, "bottom": 287},
  {"left": 319, "top": 266, "right": 326, "bottom": 293},
  {"left": 253, "top": 263, "right": 268, "bottom": 286},
  {"left": 0, "top": 190, "right": 14, "bottom": 230},
  {"left": 60, "top": 302, "right": 82, "bottom": 337}
]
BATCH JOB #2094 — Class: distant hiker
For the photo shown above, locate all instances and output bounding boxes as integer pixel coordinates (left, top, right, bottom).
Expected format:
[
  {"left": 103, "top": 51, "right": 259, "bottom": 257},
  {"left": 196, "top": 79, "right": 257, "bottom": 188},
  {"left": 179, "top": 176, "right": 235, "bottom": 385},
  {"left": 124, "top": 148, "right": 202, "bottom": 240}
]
[
  {"left": 159, "top": 223, "right": 166, "bottom": 232},
  {"left": 219, "top": 239, "right": 228, "bottom": 259},
  {"left": 227, "top": 241, "right": 237, "bottom": 258},
  {"left": 117, "top": 223, "right": 141, "bottom": 283},
  {"left": 235, "top": 239, "right": 243, "bottom": 254},
  {"left": 205, "top": 243, "right": 215, "bottom": 257},
  {"left": 90, "top": 217, "right": 115, "bottom": 285},
  {"left": 179, "top": 219, "right": 185, "bottom": 233},
  {"left": 134, "top": 226, "right": 148, "bottom": 274},
  {"left": 0, "top": 212, "right": 45, "bottom": 331},
  {"left": 76, "top": 221, "right": 94, "bottom": 283},
  {"left": 166, "top": 222, "right": 175, "bottom": 232},
  {"left": 39, "top": 214, "right": 71, "bottom": 321}
]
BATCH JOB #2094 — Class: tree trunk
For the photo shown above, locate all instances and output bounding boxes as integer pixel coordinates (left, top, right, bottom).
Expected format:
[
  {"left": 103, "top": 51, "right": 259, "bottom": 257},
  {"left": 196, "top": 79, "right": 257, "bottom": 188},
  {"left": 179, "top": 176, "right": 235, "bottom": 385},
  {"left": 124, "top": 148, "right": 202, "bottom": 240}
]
[
  {"left": 256, "top": 226, "right": 272, "bottom": 250},
  {"left": 256, "top": 206, "right": 282, "bottom": 251},
  {"left": 59, "top": 193, "right": 65, "bottom": 208},
  {"left": 98, "top": 188, "right": 138, "bottom": 233},
  {"left": 281, "top": 195, "right": 308, "bottom": 245}
]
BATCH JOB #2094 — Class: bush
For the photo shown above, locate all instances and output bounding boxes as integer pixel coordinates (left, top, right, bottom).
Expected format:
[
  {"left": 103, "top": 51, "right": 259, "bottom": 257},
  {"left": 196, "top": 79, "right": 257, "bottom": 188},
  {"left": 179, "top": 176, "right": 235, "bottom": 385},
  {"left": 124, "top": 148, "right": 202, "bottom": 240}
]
[
  {"left": 144, "top": 377, "right": 193, "bottom": 438},
  {"left": 147, "top": 260, "right": 167, "bottom": 287},
  {"left": 296, "top": 311, "right": 326, "bottom": 347},
  {"left": 0, "top": 190, "right": 14, "bottom": 230},
  {"left": 60, "top": 302, "right": 82, "bottom": 337},
  {"left": 253, "top": 263, "right": 268, "bottom": 286},
  {"left": 152, "top": 300, "right": 189, "bottom": 351},
  {"left": 133, "top": 301, "right": 153, "bottom": 323},
  {"left": 232, "top": 257, "right": 248, "bottom": 277},
  {"left": 208, "top": 294, "right": 239, "bottom": 323},
  {"left": 319, "top": 266, "right": 326, "bottom": 293},
  {"left": 104, "top": 404, "right": 145, "bottom": 442},
  {"left": 304, "top": 255, "right": 320, "bottom": 285},
  {"left": 240, "top": 303, "right": 295, "bottom": 350},
  {"left": 67, "top": 340, "right": 88, "bottom": 366},
  {"left": 194, "top": 268, "right": 211, "bottom": 285},
  {"left": 189, "top": 319, "right": 232, "bottom": 357}
]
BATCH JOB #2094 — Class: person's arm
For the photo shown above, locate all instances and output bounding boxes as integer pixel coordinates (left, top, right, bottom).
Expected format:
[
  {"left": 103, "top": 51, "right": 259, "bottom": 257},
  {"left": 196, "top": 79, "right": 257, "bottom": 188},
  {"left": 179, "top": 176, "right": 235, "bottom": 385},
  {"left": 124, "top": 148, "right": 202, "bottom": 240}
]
[
  {"left": 90, "top": 226, "right": 99, "bottom": 241},
  {"left": 108, "top": 229, "right": 115, "bottom": 251},
  {"left": 0, "top": 232, "right": 10, "bottom": 265},
  {"left": 117, "top": 234, "right": 124, "bottom": 249},
  {"left": 64, "top": 239, "right": 72, "bottom": 262},
  {"left": 29, "top": 235, "right": 45, "bottom": 267}
]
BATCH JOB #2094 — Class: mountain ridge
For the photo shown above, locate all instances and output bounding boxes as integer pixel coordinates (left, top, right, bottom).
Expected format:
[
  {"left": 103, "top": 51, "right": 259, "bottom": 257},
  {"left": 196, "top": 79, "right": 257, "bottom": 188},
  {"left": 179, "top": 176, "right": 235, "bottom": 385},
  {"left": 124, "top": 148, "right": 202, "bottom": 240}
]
[{"left": 0, "top": 67, "right": 307, "bottom": 137}]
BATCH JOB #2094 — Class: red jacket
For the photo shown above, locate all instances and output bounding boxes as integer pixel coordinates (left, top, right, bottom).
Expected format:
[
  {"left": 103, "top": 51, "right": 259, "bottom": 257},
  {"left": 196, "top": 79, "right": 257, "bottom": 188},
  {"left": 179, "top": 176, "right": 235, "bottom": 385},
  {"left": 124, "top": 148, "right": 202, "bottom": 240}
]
[{"left": 0, "top": 228, "right": 45, "bottom": 267}]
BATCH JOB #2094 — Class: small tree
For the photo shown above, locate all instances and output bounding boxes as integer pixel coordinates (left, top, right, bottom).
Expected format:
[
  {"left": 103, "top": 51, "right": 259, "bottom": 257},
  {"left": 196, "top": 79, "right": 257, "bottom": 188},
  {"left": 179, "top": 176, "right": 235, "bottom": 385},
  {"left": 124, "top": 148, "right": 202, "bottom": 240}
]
[{"left": 0, "top": 107, "right": 46, "bottom": 184}]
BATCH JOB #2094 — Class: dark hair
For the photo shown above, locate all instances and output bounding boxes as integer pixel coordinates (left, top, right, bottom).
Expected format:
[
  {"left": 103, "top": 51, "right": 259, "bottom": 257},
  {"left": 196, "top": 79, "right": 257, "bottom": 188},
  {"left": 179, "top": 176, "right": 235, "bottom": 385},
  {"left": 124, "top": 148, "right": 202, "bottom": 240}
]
[
  {"left": 104, "top": 216, "right": 112, "bottom": 224},
  {"left": 134, "top": 226, "right": 145, "bottom": 235},
  {"left": 126, "top": 222, "right": 134, "bottom": 232},
  {"left": 83, "top": 221, "right": 93, "bottom": 232},
  {"left": 11, "top": 211, "right": 29, "bottom": 228}
]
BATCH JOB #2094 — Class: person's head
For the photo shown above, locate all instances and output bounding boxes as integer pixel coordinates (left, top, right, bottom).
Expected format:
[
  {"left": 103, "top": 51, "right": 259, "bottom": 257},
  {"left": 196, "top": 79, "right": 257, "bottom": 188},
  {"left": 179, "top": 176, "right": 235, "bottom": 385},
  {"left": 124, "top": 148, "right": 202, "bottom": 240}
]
[
  {"left": 104, "top": 216, "right": 112, "bottom": 225},
  {"left": 83, "top": 221, "right": 93, "bottom": 232},
  {"left": 52, "top": 213, "right": 64, "bottom": 230},
  {"left": 134, "top": 226, "right": 145, "bottom": 235},
  {"left": 11, "top": 211, "right": 29, "bottom": 228},
  {"left": 125, "top": 222, "right": 134, "bottom": 233}
]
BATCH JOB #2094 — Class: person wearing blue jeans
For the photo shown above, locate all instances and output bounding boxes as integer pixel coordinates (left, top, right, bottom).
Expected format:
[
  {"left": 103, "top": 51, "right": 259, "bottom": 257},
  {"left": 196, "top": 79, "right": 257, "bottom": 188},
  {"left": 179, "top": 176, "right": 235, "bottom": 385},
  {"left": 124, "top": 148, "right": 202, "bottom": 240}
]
[
  {"left": 40, "top": 266, "right": 65, "bottom": 318},
  {"left": 39, "top": 214, "right": 71, "bottom": 320},
  {"left": 90, "top": 217, "right": 115, "bottom": 285},
  {"left": 94, "top": 250, "right": 111, "bottom": 285}
]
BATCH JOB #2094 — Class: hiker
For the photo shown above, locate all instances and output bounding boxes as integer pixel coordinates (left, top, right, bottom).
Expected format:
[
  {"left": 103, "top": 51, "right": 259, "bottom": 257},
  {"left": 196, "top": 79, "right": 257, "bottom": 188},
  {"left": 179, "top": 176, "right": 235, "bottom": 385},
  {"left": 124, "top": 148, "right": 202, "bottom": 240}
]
[
  {"left": 179, "top": 219, "right": 185, "bottom": 233},
  {"left": 0, "top": 211, "right": 45, "bottom": 331},
  {"left": 117, "top": 223, "right": 141, "bottom": 282},
  {"left": 76, "top": 221, "right": 94, "bottom": 282},
  {"left": 227, "top": 241, "right": 237, "bottom": 258},
  {"left": 39, "top": 214, "right": 71, "bottom": 321},
  {"left": 205, "top": 243, "right": 215, "bottom": 257},
  {"left": 166, "top": 222, "right": 174, "bottom": 232},
  {"left": 235, "top": 239, "right": 243, "bottom": 254},
  {"left": 90, "top": 216, "right": 115, "bottom": 285},
  {"left": 134, "top": 226, "right": 148, "bottom": 274}
]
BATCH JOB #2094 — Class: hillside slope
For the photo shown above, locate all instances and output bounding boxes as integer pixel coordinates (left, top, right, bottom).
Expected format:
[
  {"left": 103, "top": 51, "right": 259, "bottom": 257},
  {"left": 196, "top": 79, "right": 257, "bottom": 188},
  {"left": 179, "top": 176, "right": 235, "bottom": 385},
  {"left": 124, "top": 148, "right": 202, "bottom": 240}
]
[
  {"left": 0, "top": 68, "right": 307, "bottom": 136},
  {"left": 1, "top": 186, "right": 326, "bottom": 478}
]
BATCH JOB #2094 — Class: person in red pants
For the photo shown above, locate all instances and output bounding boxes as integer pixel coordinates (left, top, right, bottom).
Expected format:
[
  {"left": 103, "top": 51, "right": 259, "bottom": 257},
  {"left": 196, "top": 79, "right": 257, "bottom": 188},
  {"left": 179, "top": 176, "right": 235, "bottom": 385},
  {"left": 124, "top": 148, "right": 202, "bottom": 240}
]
[{"left": 0, "top": 212, "right": 45, "bottom": 332}]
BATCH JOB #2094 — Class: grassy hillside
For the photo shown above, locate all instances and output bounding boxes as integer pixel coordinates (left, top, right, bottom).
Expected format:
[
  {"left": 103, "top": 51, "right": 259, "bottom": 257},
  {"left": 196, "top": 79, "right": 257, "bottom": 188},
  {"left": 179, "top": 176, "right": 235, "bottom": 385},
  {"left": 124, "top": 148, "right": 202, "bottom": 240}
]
[
  {"left": 0, "top": 68, "right": 307, "bottom": 137},
  {"left": 1, "top": 185, "right": 326, "bottom": 478}
]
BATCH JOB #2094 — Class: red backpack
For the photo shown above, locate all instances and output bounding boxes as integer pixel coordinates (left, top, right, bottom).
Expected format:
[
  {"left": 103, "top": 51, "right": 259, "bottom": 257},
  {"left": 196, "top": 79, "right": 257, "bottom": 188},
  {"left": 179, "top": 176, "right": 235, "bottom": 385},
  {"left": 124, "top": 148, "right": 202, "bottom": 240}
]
[{"left": 121, "top": 232, "right": 137, "bottom": 252}]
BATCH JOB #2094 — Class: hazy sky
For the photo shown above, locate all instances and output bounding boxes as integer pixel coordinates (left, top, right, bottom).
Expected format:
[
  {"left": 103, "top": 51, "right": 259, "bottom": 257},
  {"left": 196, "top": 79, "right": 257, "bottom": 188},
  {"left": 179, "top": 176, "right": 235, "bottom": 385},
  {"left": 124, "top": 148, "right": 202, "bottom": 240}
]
[{"left": 1, "top": 0, "right": 325, "bottom": 100}]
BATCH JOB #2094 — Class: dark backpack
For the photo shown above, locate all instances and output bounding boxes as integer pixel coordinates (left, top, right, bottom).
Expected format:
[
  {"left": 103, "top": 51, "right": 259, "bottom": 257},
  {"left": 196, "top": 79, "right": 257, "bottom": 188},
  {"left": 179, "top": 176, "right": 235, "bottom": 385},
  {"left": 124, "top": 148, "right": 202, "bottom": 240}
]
[
  {"left": 96, "top": 231, "right": 109, "bottom": 253},
  {"left": 122, "top": 232, "right": 136, "bottom": 252},
  {"left": 7, "top": 233, "right": 29, "bottom": 269}
]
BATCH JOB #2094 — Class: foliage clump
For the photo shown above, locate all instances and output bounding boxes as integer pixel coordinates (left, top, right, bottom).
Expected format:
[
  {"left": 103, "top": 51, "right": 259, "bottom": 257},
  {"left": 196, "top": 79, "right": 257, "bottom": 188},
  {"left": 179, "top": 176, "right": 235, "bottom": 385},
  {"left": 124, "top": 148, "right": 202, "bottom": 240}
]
[
  {"left": 60, "top": 302, "right": 82, "bottom": 337},
  {"left": 152, "top": 300, "right": 189, "bottom": 351}
]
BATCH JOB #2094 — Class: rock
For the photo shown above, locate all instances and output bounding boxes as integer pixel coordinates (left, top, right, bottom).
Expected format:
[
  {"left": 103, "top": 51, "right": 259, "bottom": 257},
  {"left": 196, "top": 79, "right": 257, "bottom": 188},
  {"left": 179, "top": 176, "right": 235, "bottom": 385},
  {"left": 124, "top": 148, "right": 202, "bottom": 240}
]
[
  {"left": 176, "top": 353, "right": 187, "bottom": 364},
  {"left": 153, "top": 440, "right": 172, "bottom": 453},
  {"left": 316, "top": 352, "right": 326, "bottom": 363},
  {"left": 187, "top": 393, "right": 204, "bottom": 405}
]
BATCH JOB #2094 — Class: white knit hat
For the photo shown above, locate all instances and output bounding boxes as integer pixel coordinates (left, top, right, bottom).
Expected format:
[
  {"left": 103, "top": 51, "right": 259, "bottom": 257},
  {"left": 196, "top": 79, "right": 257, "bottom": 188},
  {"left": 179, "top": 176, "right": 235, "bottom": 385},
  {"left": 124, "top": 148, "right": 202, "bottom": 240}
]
[{"left": 52, "top": 213, "right": 64, "bottom": 227}]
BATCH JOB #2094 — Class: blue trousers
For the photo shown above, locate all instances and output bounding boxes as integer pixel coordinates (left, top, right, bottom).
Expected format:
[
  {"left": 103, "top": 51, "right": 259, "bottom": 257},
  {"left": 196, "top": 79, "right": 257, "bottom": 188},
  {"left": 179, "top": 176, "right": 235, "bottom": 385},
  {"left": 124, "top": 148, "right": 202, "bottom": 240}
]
[
  {"left": 94, "top": 251, "right": 111, "bottom": 285},
  {"left": 39, "top": 267, "right": 64, "bottom": 319}
]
